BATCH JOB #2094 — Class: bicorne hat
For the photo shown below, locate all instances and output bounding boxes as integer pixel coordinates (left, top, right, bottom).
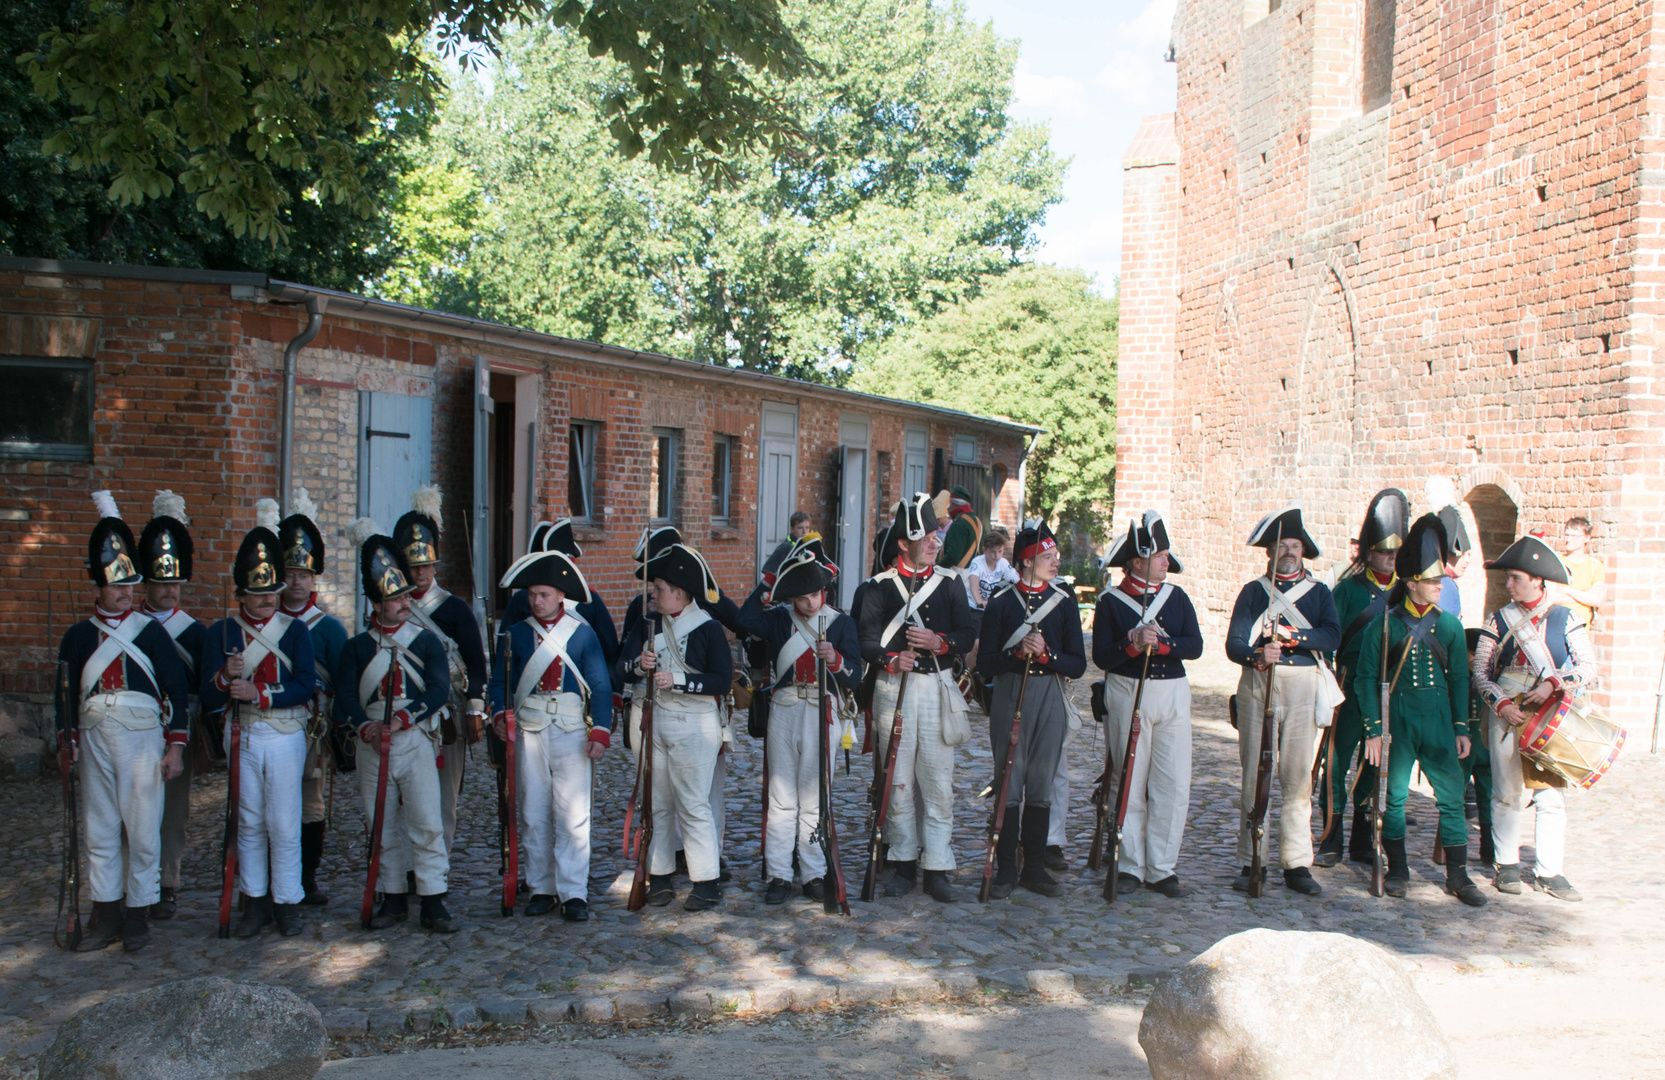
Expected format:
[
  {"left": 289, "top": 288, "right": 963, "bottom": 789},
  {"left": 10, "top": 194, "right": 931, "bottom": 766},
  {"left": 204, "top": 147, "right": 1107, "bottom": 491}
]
[
  {"left": 768, "top": 546, "right": 835, "bottom": 605},
  {"left": 1013, "top": 517, "right": 1059, "bottom": 565},
  {"left": 1103, "top": 510, "right": 1184, "bottom": 573},
  {"left": 506, "top": 550, "right": 589, "bottom": 597},
  {"left": 893, "top": 492, "right": 939, "bottom": 543},
  {"left": 1484, "top": 535, "right": 1570, "bottom": 585},
  {"left": 1246, "top": 503, "right": 1321, "bottom": 560},
  {"left": 642, "top": 543, "right": 721, "bottom": 604}
]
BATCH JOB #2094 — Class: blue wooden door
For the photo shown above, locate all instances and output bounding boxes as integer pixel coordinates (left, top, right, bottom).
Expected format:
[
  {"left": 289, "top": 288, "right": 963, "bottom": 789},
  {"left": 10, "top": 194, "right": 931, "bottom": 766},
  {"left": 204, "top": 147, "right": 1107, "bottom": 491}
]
[{"left": 358, "top": 390, "right": 432, "bottom": 534}]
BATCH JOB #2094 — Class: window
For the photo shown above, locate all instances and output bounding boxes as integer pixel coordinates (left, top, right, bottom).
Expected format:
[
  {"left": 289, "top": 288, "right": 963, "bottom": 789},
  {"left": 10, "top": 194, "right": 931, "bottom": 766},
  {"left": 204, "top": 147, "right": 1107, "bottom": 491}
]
[
  {"left": 651, "top": 428, "right": 680, "bottom": 523},
  {"left": 0, "top": 358, "right": 94, "bottom": 462},
  {"left": 711, "top": 435, "right": 734, "bottom": 524},
  {"left": 952, "top": 435, "right": 978, "bottom": 464},
  {"left": 567, "top": 421, "right": 599, "bottom": 521}
]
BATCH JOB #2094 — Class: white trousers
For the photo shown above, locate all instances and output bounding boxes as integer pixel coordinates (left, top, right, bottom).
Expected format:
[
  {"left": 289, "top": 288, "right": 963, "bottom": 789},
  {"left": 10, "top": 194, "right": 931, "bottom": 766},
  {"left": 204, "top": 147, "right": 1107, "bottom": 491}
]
[
  {"left": 228, "top": 721, "right": 306, "bottom": 904},
  {"left": 1487, "top": 708, "right": 1567, "bottom": 876},
  {"left": 1234, "top": 665, "right": 1320, "bottom": 869},
  {"left": 80, "top": 722, "right": 164, "bottom": 906},
  {"left": 1104, "top": 674, "right": 1193, "bottom": 882},
  {"left": 647, "top": 706, "right": 722, "bottom": 880},
  {"left": 872, "top": 671, "right": 957, "bottom": 871},
  {"left": 437, "top": 731, "right": 465, "bottom": 854},
  {"left": 517, "top": 725, "right": 594, "bottom": 900},
  {"left": 1047, "top": 727, "right": 1072, "bottom": 846},
  {"left": 359, "top": 727, "right": 449, "bottom": 895},
  {"left": 765, "top": 693, "right": 827, "bottom": 882}
]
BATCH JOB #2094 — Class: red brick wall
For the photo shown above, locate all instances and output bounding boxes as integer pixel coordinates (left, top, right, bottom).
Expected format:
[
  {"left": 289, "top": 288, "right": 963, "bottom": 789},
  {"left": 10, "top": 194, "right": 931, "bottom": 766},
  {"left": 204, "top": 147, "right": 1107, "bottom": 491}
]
[{"left": 1116, "top": 0, "right": 1665, "bottom": 724}]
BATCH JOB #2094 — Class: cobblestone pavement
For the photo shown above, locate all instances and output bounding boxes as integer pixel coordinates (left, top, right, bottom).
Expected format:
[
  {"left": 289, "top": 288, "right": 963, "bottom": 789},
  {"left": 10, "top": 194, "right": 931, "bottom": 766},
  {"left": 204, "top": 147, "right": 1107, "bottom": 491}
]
[{"left": 3, "top": 655, "right": 1661, "bottom": 1076}]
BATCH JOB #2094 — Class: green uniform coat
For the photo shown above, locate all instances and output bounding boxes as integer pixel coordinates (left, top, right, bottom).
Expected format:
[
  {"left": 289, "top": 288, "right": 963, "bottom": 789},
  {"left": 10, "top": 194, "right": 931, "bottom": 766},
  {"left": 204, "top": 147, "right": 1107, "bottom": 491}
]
[
  {"left": 1353, "top": 601, "right": 1472, "bottom": 847},
  {"left": 1326, "top": 571, "right": 1394, "bottom": 815}
]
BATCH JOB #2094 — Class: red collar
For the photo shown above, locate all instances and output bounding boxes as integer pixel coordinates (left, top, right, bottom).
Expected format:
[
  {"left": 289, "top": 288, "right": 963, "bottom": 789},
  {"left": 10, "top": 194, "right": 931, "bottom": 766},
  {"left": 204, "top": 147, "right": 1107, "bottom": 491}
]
[
  {"left": 370, "top": 617, "right": 406, "bottom": 635},
  {"left": 1120, "top": 574, "right": 1158, "bottom": 598},
  {"left": 411, "top": 585, "right": 432, "bottom": 601},
  {"left": 1017, "top": 578, "right": 1050, "bottom": 594},
  {"left": 238, "top": 607, "right": 272, "bottom": 629},
  {"left": 536, "top": 608, "right": 566, "bottom": 630},
  {"left": 1522, "top": 594, "right": 1551, "bottom": 622},
  {"left": 1404, "top": 598, "right": 1435, "bottom": 618},
  {"left": 948, "top": 501, "right": 973, "bottom": 519},
  {"left": 139, "top": 601, "right": 178, "bottom": 617},
  {"left": 893, "top": 557, "right": 933, "bottom": 580},
  {"left": 1274, "top": 569, "right": 1306, "bottom": 585},
  {"left": 94, "top": 606, "right": 134, "bottom": 625},
  {"left": 1365, "top": 569, "right": 1394, "bottom": 589},
  {"left": 281, "top": 592, "right": 318, "bottom": 616}
]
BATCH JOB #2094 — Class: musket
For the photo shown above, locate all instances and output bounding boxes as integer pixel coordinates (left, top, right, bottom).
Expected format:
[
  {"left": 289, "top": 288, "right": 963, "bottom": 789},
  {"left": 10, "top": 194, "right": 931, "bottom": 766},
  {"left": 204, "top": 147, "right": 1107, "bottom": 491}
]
[
  {"left": 1371, "top": 609, "right": 1393, "bottom": 897},
  {"left": 1246, "top": 522, "right": 1285, "bottom": 900},
  {"left": 812, "top": 619, "right": 850, "bottom": 914},
  {"left": 626, "top": 611, "right": 657, "bottom": 911},
  {"left": 52, "top": 584, "right": 83, "bottom": 951},
  {"left": 501, "top": 633, "right": 519, "bottom": 917},
  {"left": 1090, "top": 571, "right": 1156, "bottom": 872},
  {"left": 981, "top": 656, "right": 1032, "bottom": 902},
  {"left": 218, "top": 599, "right": 244, "bottom": 938},
  {"left": 1105, "top": 615, "right": 1156, "bottom": 903},
  {"left": 360, "top": 636, "right": 396, "bottom": 930},
  {"left": 861, "top": 568, "right": 919, "bottom": 902},
  {"left": 1312, "top": 664, "right": 1344, "bottom": 844}
]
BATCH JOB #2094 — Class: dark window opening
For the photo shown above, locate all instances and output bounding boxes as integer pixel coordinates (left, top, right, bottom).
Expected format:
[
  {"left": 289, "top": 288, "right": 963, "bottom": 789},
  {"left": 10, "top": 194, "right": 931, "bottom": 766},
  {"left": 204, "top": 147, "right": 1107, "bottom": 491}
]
[
  {"left": 567, "top": 421, "right": 598, "bottom": 521},
  {"left": 712, "top": 436, "right": 734, "bottom": 524},
  {"left": 652, "top": 428, "right": 680, "bottom": 524},
  {"left": 0, "top": 358, "right": 93, "bottom": 461}
]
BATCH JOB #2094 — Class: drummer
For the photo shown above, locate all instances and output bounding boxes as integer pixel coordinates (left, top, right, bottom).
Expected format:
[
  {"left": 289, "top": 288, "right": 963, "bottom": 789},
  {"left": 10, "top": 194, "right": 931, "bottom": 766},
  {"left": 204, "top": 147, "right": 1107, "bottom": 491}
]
[{"left": 1470, "top": 534, "right": 1598, "bottom": 902}]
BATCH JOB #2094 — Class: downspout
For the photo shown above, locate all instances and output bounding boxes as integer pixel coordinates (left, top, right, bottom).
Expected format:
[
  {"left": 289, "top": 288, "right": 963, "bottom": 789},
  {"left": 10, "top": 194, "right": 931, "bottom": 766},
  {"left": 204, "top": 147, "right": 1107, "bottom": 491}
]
[
  {"left": 279, "top": 295, "right": 327, "bottom": 514},
  {"left": 1015, "top": 429, "right": 1043, "bottom": 525}
]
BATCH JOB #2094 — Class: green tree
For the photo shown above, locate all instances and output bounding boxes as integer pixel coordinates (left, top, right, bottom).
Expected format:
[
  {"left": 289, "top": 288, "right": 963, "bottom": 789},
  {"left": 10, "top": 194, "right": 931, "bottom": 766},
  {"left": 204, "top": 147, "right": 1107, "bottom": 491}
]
[
  {"left": 1, "top": 0, "right": 426, "bottom": 289},
  {"left": 18, "top": 0, "right": 811, "bottom": 244},
  {"left": 397, "top": 1, "right": 1062, "bottom": 378},
  {"left": 849, "top": 263, "right": 1118, "bottom": 540}
]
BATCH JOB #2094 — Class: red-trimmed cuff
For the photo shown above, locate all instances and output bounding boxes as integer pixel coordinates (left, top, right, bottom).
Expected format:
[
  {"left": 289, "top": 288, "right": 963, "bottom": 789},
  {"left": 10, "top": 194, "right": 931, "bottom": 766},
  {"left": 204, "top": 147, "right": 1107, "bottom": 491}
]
[
  {"left": 885, "top": 652, "right": 904, "bottom": 673},
  {"left": 612, "top": 692, "right": 625, "bottom": 715},
  {"left": 394, "top": 708, "right": 413, "bottom": 730},
  {"left": 1546, "top": 675, "right": 1564, "bottom": 691},
  {"left": 827, "top": 653, "right": 843, "bottom": 673},
  {"left": 166, "top": 731, "right": 189, "bottom": 746},
  {"left": 256, "top": 684, "right": 273, "bottom": 710},
  {"left": 215, "top": 669, "right": 230, "bottom": 691},
  {"left": 358, "top": 722, "right": 377, "bottom": 742},
  {"left": 588, "top": 728, "right": 612, "bottom": 748},
  {"left": 932, "top": 634, "right": 950, "bottom": 656},
  {"left": 1125, "top": 642, "right": 1141, "bottom": 657},
  {"left": 1156, "top": 641, "right": 1172, "bottom": 656}
]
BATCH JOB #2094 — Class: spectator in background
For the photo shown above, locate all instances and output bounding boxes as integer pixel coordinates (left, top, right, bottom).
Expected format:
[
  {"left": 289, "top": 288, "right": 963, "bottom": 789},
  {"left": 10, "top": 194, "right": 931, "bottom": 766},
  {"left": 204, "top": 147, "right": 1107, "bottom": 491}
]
[
  {"left": 1436, "top": 505, "right": 1472, "bottom": 617},
  {"left": 760, "top": 511, "right": 813, "bottom": 583},
  {"left": 1560, "top": 517, "right": 1606, "bottom": 629},
  {"left": 965, "top": 529, "right": 1018, "bottom": 609}
]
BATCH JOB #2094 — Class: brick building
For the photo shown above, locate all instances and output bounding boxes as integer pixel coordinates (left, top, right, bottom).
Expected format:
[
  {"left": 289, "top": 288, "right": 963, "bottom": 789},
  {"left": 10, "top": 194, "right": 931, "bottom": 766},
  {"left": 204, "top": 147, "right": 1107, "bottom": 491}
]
[
  {"left": 0, "top": 256, "right": 1038, "bottom": 769},
  {"left": 1115, "top": 0, "right": 1665, "bottom": 729}
]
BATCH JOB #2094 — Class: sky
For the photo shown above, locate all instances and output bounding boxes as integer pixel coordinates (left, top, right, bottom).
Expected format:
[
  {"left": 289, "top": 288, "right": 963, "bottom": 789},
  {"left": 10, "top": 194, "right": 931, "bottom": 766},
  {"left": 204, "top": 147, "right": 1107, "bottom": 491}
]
[{"left": 960, "top": 0, "right": 1179, "bottom": 295}]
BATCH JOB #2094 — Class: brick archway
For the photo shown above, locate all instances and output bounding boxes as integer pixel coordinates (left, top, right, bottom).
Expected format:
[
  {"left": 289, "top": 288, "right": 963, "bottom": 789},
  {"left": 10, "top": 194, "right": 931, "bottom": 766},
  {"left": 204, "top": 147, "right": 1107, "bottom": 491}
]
[
  {"left": 1294, "top": 263, "right": 1360, "bottom": 562},
  {"left": 1462, "top": 469, "right": 1522, "bottom": 617}
]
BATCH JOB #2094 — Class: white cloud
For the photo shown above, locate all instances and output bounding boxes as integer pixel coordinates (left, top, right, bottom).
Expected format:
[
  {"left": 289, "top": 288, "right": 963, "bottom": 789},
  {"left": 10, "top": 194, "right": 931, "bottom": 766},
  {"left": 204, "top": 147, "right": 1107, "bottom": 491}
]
[
  {"left": 1013, "top": 67, "right": 1088, "bottom": 119},
  {"left": 1092, "top": 0, "right": 1178, "bottom": 111}
]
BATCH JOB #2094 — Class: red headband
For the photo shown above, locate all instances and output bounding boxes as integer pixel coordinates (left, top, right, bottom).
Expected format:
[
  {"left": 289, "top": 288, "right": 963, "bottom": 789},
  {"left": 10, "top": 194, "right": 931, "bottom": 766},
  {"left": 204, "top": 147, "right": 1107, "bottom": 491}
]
[{"left": 1017, "top": 535, "right": 1057, "bottom": 562}]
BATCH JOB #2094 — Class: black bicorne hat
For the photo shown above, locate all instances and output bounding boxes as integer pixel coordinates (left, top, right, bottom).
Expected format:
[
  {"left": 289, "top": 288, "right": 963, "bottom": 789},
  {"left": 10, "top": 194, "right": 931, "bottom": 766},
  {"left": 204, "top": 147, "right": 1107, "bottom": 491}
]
[
  {"left": 234, "top": 527, "right": 286, "bottom": 595},
  {"left": 1484, "top": 535, "right": 1570, "bottom": 584},
  {"left": 139, "top": 490, "right": 194, "bottom": 583},
  {"left": 87, "top": 491, "right": 142, "bottom": 587},
  {"left": 633, "top": 524, "right": 683, "bottom": 564},
  {"left": 1358, "top": 489, "right": 1410, "bottom": 554},
  {"left": 870, "top": 510, "right": 903, "bottom": 576},
  {"left": 768, "top": 547, "right": 835, "bottom": 604},
  {"left": 360, "top": 534, "right": 417, "bottom": 603},
  {"left": 1246, "top": 503, "right": 1321, "bottom": 560},
  {"left": 1437, "top": 505, "right": 1472, "bottom": 554},
  {"left": 642, "top": 543, "right": 721, "bottom": 604},
  {"left": 1396, "top": 514, "right": 1450, "bottom": 583},
  {"left": 893, "top": 492, "right": 939, "bottom": 543},
  {"left": 1103, "top": 510, "right": 1184, "bottom": 573},
  {"left": 1013, "top": 517, "right": 1059, "bottom": 564},
  {"left": 506, "top": 550, "right": 589, "bottom": 597},
  {"left": 546, "top": 518, "right": 582, "bottom": 559}
]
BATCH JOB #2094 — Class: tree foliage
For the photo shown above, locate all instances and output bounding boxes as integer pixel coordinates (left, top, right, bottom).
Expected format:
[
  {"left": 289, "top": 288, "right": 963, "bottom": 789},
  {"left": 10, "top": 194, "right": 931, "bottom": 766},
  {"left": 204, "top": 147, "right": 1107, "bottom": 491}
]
[
  {"left": 0, "top": 0, "right": 418, "bottom": 288},
  {"left": 19, "top": 0, "right": 811, "bottom": 243},
  {"left": 384, "top": 0, "right": 1064, "bottom": 378},
  {"left": 849, "top": 263, "right": 1118, "bottom": 539}
]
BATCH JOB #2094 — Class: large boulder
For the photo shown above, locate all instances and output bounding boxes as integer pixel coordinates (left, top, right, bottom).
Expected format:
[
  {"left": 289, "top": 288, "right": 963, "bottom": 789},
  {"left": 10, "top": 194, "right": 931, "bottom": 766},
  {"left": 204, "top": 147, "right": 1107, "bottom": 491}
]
[
  {"left": 1138, "top": 929, "right": 1455, "bottom": 1080},
  {"left": 39, "top": 976, "right": 326, "bottom": 1080}
]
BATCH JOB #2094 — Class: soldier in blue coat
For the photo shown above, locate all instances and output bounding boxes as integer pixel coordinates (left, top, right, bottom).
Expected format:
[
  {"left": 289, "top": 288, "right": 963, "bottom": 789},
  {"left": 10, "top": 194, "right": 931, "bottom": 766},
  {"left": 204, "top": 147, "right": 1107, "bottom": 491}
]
[{"left": 56, "top": 494, "right": 191, "bottom": 952}]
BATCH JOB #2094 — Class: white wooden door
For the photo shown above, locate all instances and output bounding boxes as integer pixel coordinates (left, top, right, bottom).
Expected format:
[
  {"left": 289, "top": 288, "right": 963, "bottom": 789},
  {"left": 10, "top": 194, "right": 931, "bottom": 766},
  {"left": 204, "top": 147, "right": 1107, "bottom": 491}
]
[{"left": 758, "top": 403, "right": 799, "bottom": 572}]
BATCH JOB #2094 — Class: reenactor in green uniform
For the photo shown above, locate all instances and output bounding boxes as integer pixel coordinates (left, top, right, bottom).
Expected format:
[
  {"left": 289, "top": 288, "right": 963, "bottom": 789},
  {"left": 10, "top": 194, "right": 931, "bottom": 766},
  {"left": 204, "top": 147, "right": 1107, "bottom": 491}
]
[
  {"left": 1460, "top": 628, "right": 1494, "bottom": 866},
  {"left": 1354, "top": 513, "right": 1486, "bottom": 907},
  {"left": 1317, "top": 489, "right": 1407, "bottom": 868}
]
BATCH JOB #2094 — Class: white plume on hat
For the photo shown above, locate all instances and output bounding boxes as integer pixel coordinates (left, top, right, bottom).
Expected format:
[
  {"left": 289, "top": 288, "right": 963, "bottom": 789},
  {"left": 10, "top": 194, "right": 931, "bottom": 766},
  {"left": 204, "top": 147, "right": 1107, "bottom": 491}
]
[
  {"left": 346, "top": 517, "right": 382, "bottom": 550},
  {"left": 292, "top": 487, "right": 319, "bottom": 524},
  {"left": 92, "top": 490, "right": 121, "bottom": 520},
  {"left": 412, "top": 484, "right": 443, "bottom": 529},
  {"left": 153, "top": 490, "right": 188, "bottom": 525},
  {"left": 254, "top": 498, "right": 280, "bottom": 531},
  {"left": 1425, "top": 476, "right": 1458, "bottom": 513}
]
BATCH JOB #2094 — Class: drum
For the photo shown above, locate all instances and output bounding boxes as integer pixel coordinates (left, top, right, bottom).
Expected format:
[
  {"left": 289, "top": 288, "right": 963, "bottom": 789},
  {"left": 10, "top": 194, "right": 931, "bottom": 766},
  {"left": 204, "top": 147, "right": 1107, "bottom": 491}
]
[{"left": 1517, "top": 690, "right": 1627, "bottom": 790}]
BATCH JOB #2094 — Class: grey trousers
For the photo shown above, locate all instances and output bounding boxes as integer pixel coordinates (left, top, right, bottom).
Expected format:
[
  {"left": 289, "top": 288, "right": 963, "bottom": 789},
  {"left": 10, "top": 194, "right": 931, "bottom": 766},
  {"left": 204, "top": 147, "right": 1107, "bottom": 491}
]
[
  {"left": 158, "top": 732, "right": 194, "bottom": 890},
  {"left": 987, "top": 670, "right": 1070, "bottom": 810}
]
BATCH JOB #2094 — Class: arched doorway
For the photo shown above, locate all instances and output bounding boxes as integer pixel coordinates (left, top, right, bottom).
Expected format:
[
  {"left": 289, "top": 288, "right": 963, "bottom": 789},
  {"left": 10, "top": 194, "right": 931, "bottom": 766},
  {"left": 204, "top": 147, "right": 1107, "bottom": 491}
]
[{"left": 1465, "top": 483, "right": 1519, "bottom": 618}]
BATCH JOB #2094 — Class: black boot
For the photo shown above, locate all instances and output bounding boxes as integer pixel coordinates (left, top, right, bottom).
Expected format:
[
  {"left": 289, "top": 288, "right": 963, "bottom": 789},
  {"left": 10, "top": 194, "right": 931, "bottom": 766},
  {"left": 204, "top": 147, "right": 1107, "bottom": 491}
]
[
  {"left": 1478, "top": 822, "right": 1495, "bottom": 866},
  {"left": 234, "top": 894, "right": 273, "bottom": 938},
  {"left": 300, "top": 821, "right": 328, "bottom": 906},
  {"left": 368, "top": 891, "right": 408, "bottom": 929},
  {"left": 1444, "top": 848, "right": 1487, "bottom": 907},
  {"left": 1314, "top": 817, "right": 1343, "bottom": 868},
  {"left": 420, "top": 892, "right": 459, "bottom": 933},
  {"left": 922, "top": 869, "right": 956, "bottom": 903},
  {"left": 76, "top": 900, "right": 123, "bottom": 951},
  {"left": 883, "top": 860, "right": 918, "bottom": 898},
  {"left": 684, "top": 880, "right": 722, "bottom": 912},
  {"left": 121, "top": 904, "right": 152, "bottom": 952},
  {"left": 1382, "top": 838, "right": 1409, "bottom": 899},
  {"left": 1347, "top": 809, "right": 1374, "bottom": 864},
  {"left": 1043, "top": 845, "right": 1069, "bottom": 872},
  {"left": 764, "top": 878, "right": 793, "bottom": 905},
  {"left": 647, "top": 874, "right": 675, "bottom": 907},
  {"left": 524, "top": 894, "right": 557, "bottom": 916},
  {"left": 273, "top": 902, "right": 305, "bottom": 936},
  {"left": 151, "top": 886, "right": 178, "bottom": 921},
  {"left": 1019, "top": 807, "right": 1061, "bottom": 898},
  {"left": 989, "top": 807, "right": 1022, "bottom": 900}
]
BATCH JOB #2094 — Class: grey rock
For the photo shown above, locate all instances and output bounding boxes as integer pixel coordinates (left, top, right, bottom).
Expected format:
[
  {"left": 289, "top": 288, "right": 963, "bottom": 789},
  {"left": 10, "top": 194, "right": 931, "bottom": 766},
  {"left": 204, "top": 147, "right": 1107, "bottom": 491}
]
[
  {"left": 9, "top": 752, "right": 41, "bottom": 780},
  {"left": 612, "top": 992, "right": 665, "bottom": 1019},
  {"left": 477, "top": 999, "right": 528, "bottom": 1025},
  {"left": 977, "top": 969, "right": 1029, "bottom": 994},
  {"left": 39, "top": 976, "right": 325, "bottom": 1080},
  {"left": 1139, "top": 929, "right": 1456, "bottom": 1080},
  {"left": 443, "top": 1003, "right": 480, "bottom": 1030},
  {"left": 668, "top": 990, "right": 713, "bottom": 1017},
  {"left": 1126, "top": 968, "right": 1167, "bottom": 988},
  {"left": 321, "top": 1008, "right": 368, "bottom": 1039},
  {"left": 751, "top": 984, "right": 792, "bottom": 1013},
  {"left": 575, "top": 997, "right": 614, "bottom": 1023},
  {"left": 1025, "top": 969, "right": 1074, "bottom": 996},
  {"left": 366, "top": 1009, "right": 406, "bottom": 1037},
  {"left": 528, "top": 998, "right": 576, "bottom": 1025},
  {"left": 1071, "top": 967, "right": 1122, "bottom": 994}
]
